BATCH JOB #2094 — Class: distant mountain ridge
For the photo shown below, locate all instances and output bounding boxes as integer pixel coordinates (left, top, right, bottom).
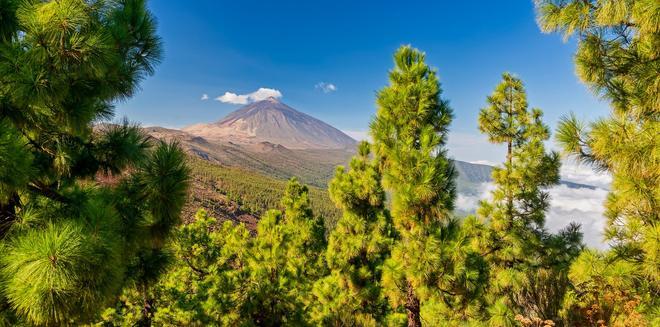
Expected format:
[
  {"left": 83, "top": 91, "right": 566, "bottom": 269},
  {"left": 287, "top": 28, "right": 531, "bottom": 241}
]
[{"left": 183, "top": 97, "right": 357, "bottom": 150}]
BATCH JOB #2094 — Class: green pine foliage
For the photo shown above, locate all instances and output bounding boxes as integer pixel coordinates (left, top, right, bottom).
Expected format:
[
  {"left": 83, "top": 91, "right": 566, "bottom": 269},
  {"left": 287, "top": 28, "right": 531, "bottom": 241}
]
[
  {"left": 0, "top": 0, "right": 190, "bottom": 325},
  {"left": 243, "top": 178, "right": 326, "bottom": 326},
  {"left": 99, "top": 209, "right": 252, "bottom": 326},
  {"left": 536, "top": 0, "right": 659, "bottom": 324},
  {"left": 1, "top": 1, "right": 656, "bottom": 324},
  {"left": 312, "top": 141, "right": 394, "bottom": 326},
  {"left": 371, "top": 45, "right": 487, "bottom": 326},
  {"left": 473, "top": 73, "right": 583, "bottom": 326},
  {"left": 101, "top": 179, "right": 326, "bottom": 326},
  {"left": 188, "top": 157, "right": 341, "bottom": 228},
  {"left": 560, "top": 249, "right": 646, "bottom": 326}
]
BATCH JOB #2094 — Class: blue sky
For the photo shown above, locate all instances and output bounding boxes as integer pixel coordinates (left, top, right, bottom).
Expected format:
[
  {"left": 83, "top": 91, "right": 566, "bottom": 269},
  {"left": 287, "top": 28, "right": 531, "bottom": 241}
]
[{"left": 116, "top": 0, "right": 609, "bottom": 163}]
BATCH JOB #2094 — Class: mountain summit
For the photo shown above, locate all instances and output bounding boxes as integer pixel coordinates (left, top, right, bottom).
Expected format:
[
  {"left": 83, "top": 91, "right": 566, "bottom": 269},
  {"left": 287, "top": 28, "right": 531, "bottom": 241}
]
[{"left": 183, "top": 98, "right": 357, "bottom": 149}]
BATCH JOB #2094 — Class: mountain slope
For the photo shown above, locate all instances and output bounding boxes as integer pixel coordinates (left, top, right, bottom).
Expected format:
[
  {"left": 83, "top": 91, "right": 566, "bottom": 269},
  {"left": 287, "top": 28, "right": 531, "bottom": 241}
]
[
  {"left": 453, "top": 160, "right": 596, "bottom": 194},
  {"left": 144, "top": 126, "right": 352, "bottom": 188},
  {"left": 184, "top": 157, "right": 340, "bottom": 230},
  {"left": 183, "top": 97, "right": 357, "bottom": 149}
]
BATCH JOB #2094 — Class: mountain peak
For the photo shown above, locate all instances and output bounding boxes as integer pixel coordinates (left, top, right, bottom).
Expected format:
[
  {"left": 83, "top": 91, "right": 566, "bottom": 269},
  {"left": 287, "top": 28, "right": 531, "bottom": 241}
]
[
  {"left": 263, "top": 96, "right": 281, "bottom": 103},
  {"left": 183, "top": 99, "right": 356, "bottom": 150}
]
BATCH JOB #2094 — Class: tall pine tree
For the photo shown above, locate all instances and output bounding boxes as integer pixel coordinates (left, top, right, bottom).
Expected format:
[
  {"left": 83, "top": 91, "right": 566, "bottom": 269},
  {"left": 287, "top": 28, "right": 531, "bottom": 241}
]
[
  {"left": 536, "top": 0, "right": 659, "bottom": 323},
  {"left": 475, "top": 73, "right": 580, "bottom": 325},
  {"left": 371, "top": 45, "right": 457, "bottom": 327}
]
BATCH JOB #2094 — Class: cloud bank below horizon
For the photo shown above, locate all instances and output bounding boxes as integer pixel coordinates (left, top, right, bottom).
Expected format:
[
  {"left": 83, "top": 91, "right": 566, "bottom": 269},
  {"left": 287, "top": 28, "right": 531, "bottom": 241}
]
[{"left": 456, "top": 167, "right": 610, "bottom": 249}]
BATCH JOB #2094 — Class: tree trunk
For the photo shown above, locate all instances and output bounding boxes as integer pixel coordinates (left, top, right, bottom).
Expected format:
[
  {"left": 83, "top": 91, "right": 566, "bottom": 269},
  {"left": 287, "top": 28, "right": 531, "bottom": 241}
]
[
  {"left": 506, "top": 140, "right": 513, "bottom": 221},
  {"left": 506, "top": 87, "right": 514, "bottom": 222},
  {"left": 137, "top": 287, "right": 154, "bottom": 327},
  {"left": 405, "top": 281, "right": 422, "bottom": 327}
]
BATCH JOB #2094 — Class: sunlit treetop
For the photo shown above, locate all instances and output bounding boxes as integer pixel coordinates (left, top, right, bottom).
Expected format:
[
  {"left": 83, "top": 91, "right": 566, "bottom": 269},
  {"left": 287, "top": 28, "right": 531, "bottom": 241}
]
[{"left": 536, "top": 0, "right": 659, "bottom": 120}]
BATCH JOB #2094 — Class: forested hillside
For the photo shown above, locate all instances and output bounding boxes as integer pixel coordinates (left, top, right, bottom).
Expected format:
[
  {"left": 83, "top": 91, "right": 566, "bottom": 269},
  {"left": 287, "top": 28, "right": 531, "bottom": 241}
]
[
  {"left": 146, "top": 126, "right": 596, "bottom": 193},
  {"left": 184, "top": 157, "right": 341, "bottom": 230}
]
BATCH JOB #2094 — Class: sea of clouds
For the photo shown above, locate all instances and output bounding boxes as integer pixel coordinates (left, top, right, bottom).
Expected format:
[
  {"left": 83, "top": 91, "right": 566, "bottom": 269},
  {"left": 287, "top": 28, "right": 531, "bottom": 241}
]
[{"left": 457, "top": 161, "right": 611, "bottom": 249}]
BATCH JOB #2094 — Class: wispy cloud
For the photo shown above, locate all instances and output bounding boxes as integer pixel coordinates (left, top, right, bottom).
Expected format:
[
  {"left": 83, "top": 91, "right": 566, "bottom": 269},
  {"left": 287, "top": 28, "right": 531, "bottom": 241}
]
[
  {"left": 216, "top": 87, "right": 282, "bottom": 105},
  {"left": 455, "top": 182, "right": 496, "bottom": 212},
  {"left": 201, "top": 94, "right": 209, "bottom": 100},
  {"left": 315, "top": 82, "right": 337, "bottom": 93}
]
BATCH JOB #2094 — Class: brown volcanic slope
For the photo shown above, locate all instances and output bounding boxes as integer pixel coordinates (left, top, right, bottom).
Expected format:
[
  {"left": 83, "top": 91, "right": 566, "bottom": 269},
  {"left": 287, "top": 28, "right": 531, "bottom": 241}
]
[
  {"left": 182, "top": 97, "right": 357, "bottom": 150},
  {"left": 144, "top": 126, "right": 353, "bottom": 188},
  {"left": 141, "top": 127, "right": 346, "bottom": 231}
]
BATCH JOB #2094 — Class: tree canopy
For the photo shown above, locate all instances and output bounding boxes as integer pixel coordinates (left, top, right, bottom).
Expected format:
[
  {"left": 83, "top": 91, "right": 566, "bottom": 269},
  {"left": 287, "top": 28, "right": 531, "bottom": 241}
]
[
  {"left": 536, "top": 0, "right": 659, "bottom": 324},
  {"left": 0, "top": 0, "right": 189, "bottom": 325}
]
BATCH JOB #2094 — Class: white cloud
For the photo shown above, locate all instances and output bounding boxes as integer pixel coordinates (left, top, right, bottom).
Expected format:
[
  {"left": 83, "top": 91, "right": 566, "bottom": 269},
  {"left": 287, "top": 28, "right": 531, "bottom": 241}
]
[
  {"left": 456, "top": 182, "right": 496, "bottom": 212},
  {"left": 201, "top": 94, "right": 209, "bottom": 100},
  {"left": 456, "top": 181, "right": 609, "bottom": 249},
  {"left": 215, "top": 87, "right": 282, "bottom": 105},
  {"left": 216, "top": 92, "right": 249, "bottom": 104},
  {"left": 342, "top": 130, "right": 369, "bottom": 142},
  {"left": 546, "top": 185, "right": 609, "bottom": 249},
  {"left": 249, "top": 88, "right": 283, "bottom": 102},
  {"left": 560, "top": 160, "right": 611, "bottom": 189},
  {"left": 315, "top": 82, "right": 337, "bottom": 93}
]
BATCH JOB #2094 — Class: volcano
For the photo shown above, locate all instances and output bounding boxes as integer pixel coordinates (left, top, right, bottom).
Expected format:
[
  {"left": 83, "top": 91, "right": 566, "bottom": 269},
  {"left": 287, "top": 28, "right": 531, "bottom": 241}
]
[{"left": 183, "top": 97, "right": 357, "bottom": 149}]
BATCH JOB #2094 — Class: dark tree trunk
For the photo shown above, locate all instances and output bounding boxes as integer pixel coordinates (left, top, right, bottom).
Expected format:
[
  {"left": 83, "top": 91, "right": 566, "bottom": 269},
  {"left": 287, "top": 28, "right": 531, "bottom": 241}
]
[
  {"left": 506, "top": 140, "right": 513, "bottom": 222},
  {"left": 137, "top": 287, "right": 154, "bottom": 327},
  {"left": 405, "top": 281, "right": 422, "bottom": 327}
]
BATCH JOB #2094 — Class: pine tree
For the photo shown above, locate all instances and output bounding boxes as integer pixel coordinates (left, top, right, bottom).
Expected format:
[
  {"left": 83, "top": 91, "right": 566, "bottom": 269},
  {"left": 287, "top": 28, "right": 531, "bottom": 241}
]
[
  {"left": 475, "top": 73, "right": 581, "bottom": 325},
  {"left": 312, "top": 141, "right": 394, "bottom": 326},
  {"left": 0, "top": 1, "right": 189, "bottom": 325},
  {"left": 100, "top": 209, "right": 252, "bottom": 326},
  {"left": 560, "top": 249, "right": 645, "bottom": 326},
  {"left": 242, "top": 178, "right": 326, "bottom": 326},
  {"left": 536, "top": 0, "right": 659, "bottom": 323},
  {"left": 280, "top": 177, "right": 327, "bottom": 284},
  {"left": 371, "top": 45, "right": 458, "bottom": 327}
]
